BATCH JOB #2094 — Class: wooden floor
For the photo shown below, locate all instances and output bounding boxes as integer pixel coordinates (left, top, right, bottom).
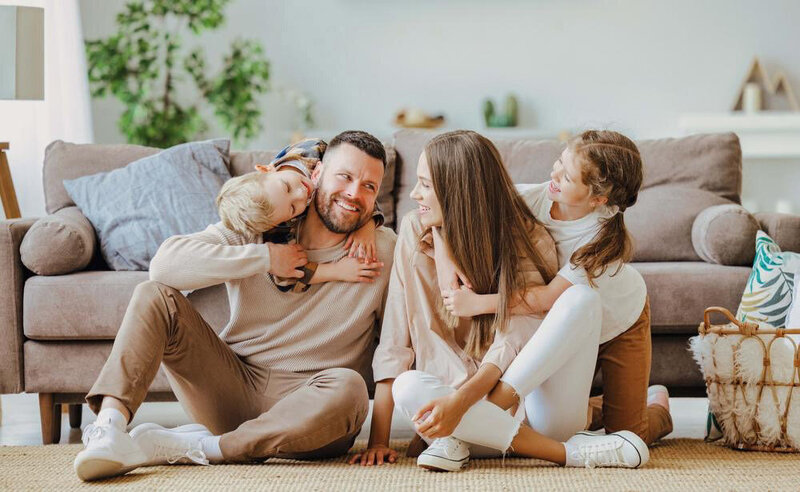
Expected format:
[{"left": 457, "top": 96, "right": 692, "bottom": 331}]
[{"left": 0, "top": 393, "right": 707, "bottom": 446}]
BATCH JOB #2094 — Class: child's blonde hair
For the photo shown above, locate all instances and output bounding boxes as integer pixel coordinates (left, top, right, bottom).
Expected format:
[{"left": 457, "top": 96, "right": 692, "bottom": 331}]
[{"left": 216, "top": 172, "right": 276, "bottom": 236}]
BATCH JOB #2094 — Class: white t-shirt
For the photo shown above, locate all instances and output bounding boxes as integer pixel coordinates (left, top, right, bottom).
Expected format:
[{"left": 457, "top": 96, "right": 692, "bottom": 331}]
[{"left": 516, "top": 182, "right": 647, "bottom": 343}]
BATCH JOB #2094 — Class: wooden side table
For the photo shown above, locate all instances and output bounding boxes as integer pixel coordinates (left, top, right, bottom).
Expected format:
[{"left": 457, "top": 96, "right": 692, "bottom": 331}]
[{"left": 0, "top": 142, "right": 21, "bottom": 219}]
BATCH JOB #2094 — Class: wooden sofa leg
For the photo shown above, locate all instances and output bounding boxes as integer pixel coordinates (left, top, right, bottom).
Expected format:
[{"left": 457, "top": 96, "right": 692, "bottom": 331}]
[
  {"left": 38, "top": 393, "right": 62, "bottom": 444},
  {"left": 69, "top": 404, "right": 83, "bottom": 429}
]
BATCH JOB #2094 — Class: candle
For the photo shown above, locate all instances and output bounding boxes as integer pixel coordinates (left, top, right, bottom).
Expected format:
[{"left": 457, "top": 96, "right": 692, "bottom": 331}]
[{"left": 743, "top": 83, "right": 762, "bottom": 113}]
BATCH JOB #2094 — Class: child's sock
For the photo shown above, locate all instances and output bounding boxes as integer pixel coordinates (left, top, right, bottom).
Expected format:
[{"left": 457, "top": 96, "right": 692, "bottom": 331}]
[
  {"left": 201, "top": 436, "right": 224, "bottom": 463},
  {"left": 95, "top": 407, "right": 127, "bottom": 431}
]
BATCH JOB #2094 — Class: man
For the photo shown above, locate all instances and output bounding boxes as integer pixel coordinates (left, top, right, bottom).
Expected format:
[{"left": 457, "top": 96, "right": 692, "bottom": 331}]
[{"left": 74, "top": 131, "right": 396, "bottom": 481}]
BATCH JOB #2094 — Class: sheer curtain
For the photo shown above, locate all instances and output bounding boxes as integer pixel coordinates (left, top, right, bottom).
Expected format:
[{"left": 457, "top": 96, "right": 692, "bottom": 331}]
[{"left": 0, "top": 0, "right": 92, "bottom": 218}]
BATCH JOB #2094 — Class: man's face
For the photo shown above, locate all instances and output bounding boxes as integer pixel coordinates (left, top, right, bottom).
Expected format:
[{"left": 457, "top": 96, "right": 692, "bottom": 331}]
[{"left": 314, "top": 143, "right": 384, "bottom": 234}]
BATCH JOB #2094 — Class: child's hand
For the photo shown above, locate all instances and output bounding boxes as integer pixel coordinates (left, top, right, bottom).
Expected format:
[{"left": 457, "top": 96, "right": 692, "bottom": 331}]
[
  {"left": 442, "top": 286, "right": 488, "bottom": 318},
  {"left": 333, "top": 256, "right": 384, "bottom": 283},
  {"left": 344, "top": 219, "right": 377, "bottom": 262},
  {"left": 267, "top": 243, "right": 307, "bottom": 278}
]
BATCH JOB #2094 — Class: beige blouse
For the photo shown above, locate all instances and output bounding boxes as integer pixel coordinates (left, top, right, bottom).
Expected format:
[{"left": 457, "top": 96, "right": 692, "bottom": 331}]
[{"left": 373, "top": 211, "right": 558, "bottom": 388}]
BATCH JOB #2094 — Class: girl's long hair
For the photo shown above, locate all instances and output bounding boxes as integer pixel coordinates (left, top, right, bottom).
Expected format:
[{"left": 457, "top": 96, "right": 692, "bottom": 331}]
[
  {"left": 425, "top": 130, "right": 555, "bottom": 358},
  {"left": 569, "top": 130, "right": 643, "bottom": 286}
]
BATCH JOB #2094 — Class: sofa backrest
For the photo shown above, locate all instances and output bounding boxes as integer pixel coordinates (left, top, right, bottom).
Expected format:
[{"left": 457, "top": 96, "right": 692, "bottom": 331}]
[{"left": 392, "top": 130, "right": 743, "bottom": 262}]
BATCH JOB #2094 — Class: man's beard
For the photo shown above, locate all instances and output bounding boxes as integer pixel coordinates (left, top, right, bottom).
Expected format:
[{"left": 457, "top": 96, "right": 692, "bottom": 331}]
[{"left": 315, "top": 188, "right": 371, "bottom": 234}]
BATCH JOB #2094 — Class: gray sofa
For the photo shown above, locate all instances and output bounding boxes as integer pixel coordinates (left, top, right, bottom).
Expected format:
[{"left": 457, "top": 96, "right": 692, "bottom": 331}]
[{"left": 2, "top": 131, "right": 798, "bottom": 444}]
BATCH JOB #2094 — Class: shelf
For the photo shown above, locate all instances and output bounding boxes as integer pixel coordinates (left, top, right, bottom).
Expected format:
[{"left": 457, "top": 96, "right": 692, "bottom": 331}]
[{"left": 678, "top": 112, "right": 800, "bottom": 159}]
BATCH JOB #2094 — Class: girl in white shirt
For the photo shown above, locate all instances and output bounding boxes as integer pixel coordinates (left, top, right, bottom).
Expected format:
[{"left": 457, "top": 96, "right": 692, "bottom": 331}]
[{"left": 442, "top": 130, "right": 672, "bottom": 464}]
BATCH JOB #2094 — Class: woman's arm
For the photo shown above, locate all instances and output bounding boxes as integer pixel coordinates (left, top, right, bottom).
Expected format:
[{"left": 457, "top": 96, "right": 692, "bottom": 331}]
[
  {"left": 413, "top": 363, "right": 502, "bottom": 439},
  {"left": 348, "top": 380, "right": 399, "bottom": 465}
]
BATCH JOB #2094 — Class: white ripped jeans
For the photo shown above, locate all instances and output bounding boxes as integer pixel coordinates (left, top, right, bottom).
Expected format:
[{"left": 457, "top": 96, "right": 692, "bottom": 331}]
[{"left": 392, "top": 285, "right": 602, "bottom": 454}]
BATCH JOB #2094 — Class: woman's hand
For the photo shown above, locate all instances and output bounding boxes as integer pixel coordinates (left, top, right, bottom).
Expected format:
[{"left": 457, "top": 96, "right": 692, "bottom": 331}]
[
  {"left": 442, "top": 286, "right": 494, "bottom": 317},
  {"left": 412, "top": 393, "right": 469, "bottom": 440},
  {"left": 348, "top": 444, "right": 398, "bottom": 466},
  {"left": 431, "top": 227, "right": 472, "bottom": 291}
]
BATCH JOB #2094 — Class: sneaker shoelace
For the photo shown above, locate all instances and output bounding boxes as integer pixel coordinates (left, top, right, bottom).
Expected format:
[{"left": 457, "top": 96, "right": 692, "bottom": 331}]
[
  {"left": 81, "top": 423, "right": 105, "bottom": 446},
  {"left": 428, "top": 438, "right": 464, "bottom": 458},
  {"left": 153, "top": 441, "right": 209, "bottom": 466},
  {"left": 573, "top": 439, "right": 625, "bottom": 468}
]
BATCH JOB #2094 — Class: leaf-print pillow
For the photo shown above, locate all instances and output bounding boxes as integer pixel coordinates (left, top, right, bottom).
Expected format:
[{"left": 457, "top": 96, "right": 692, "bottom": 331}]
[{"left": 736, "top": 231, "right": 800, "bottom": 329}]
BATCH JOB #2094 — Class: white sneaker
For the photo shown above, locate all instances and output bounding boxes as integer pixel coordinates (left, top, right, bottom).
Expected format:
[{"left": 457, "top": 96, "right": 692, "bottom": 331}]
[
  {"left": 129, "top": 422, "right": 210, "bottom": 440},
  {"left": 565, "top": 431, "right": 649, "bottom": 469},
  {"left": 417, "top": 437, "right": 469, "bottom": 472},
  {"left": 74, "top": 423, "right": 148, "bottom": 481},
  {"left": 130, "top": 423, "right": 212, "bottom": 467}
]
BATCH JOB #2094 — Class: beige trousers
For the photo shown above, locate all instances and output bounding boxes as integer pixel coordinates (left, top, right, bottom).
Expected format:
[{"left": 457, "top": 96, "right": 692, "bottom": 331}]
[
  {"left": 86, "top": 280, "right": 369, "bottom": 462},
  {"left": 587, "top": 298, "right": 674, "bottom": 445}
]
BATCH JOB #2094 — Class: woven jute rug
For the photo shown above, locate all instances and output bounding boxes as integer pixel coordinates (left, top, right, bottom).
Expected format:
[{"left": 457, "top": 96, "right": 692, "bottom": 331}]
[{"left": 1, "top": 439, "right": 798, "bottom": 491}]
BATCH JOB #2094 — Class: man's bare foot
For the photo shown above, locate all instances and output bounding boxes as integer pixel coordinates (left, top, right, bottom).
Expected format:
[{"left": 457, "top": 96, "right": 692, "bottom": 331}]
[{"left": 647, "top": 385, "right": 670, "bottom": 411}]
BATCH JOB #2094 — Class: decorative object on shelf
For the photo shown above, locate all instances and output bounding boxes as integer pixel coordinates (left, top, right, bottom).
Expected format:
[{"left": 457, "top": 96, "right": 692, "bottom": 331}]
[
  {"left": 0, "top": 142, "right": 21, "bottom": 219},
  {"left": 394, "top": 108, "right": 445, "bottom": 129},
  {"left": 482, "top": 94, "right": 518, "bottom": 127},
  {"left": 733, "top": 57, "right": 799, "bottom": 112},
  {"left": 85, "top": 0, "right": 270, "bottom": 148}
]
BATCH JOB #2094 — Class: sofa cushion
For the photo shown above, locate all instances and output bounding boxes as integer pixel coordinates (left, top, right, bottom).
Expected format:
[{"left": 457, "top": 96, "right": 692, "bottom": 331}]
[
  {"left": 63, "top": 139, "right": 231, "bottom": 271},
  {"left": 736, "top": 231, "right": 800, "bottom": 329},
  {"left": 626, "top": 186, "right": 733, "bottom": 262},
  {"left": 633, "top": 262, "right": 751, "bottom": 334},
  {"left": 23, "top": 340, "right": 172, "bottom": 393},
  {"left": 691, "top": 204, "right": 759, "bottom": 265},
  {"left": 23, "top": 272, "right": 229, "bottom": 340},
  {"left": 19, "top": 207, "right": 97, "bottom": 275},
  {"left": 636, "top": 132, "right": 742, "bottom": 202},
  {"left": 44, "top": 140, "right": 280, "bottom": 214}
]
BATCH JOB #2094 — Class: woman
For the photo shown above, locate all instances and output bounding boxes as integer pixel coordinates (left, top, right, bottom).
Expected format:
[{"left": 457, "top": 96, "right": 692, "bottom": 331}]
[{"left": 350, "top": 130, "right": 648, "bottom": 471}]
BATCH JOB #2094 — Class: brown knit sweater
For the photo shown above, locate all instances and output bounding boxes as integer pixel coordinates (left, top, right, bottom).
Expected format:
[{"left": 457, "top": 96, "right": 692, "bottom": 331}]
[{"left": 149, "top": 221, "right": 397, "bottom": 377}]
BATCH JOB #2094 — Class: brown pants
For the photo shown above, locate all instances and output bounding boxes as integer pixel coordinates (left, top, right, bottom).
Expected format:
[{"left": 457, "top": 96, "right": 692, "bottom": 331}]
[
  {"left": 86, "top": 281, "right": 369, "bottom": 462},
  {"left": 587, "top": 298, "right": 673, "bottom": 445}
]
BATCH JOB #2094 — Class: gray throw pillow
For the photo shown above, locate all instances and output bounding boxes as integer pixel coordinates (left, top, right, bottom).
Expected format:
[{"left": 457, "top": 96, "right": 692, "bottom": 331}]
[
  {"left": 63, "top": 139, "right": 231, "bottom": 271},
  {"left": 692, "top": 204, "right": 759, "bottom": 265}
]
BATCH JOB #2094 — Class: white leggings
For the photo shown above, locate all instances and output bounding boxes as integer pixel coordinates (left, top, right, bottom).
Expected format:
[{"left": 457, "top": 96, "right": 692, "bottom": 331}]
[{"left": 392, "top": 285, "right": 602, "bottom": 453}]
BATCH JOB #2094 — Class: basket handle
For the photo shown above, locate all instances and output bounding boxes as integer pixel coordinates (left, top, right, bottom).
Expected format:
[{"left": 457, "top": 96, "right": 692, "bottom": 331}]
[{"left": 702, "top": 307, "right": 759, "bottom": 335}]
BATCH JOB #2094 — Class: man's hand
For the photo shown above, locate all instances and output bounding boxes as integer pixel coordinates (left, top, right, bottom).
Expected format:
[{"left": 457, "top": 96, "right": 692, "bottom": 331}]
[
  {"left": 412, "top": 393, "right": 469, "bottom": 440},
  {"left": 442, "top": 286, "right": 493, "bottom": 317},
  {"left": 267, "top": 243, "right": 307, "bottom": 278},
  {"left": 431, "top": 227, "right": 472, "bottom": 291},
  {"left": 348, "top": 444, "right": 398, "bottom": 466}
]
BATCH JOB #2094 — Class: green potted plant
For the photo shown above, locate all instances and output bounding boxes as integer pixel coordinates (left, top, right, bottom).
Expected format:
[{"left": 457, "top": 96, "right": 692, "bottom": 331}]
[{"left": 85, "top": 0, "right": 270, "bottom": 148}]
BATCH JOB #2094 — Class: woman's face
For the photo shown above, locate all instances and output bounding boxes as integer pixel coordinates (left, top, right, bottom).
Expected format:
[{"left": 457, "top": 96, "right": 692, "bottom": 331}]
[{"left": 409, "top": 151, "right": 443, "bottom": 228}]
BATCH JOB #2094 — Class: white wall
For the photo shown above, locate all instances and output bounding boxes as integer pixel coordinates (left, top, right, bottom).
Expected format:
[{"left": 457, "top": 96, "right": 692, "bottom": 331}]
[{"left": 9, "top": 0, "right": 799, "bottom": 217}]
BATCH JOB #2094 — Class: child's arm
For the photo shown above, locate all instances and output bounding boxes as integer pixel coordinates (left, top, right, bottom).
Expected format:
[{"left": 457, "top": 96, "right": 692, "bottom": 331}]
[
  {"left": 344, "top": 217, "right": 378, "bottom": 261},
  {"left": 308, "top": 256, "right": 384, "bottom": 284},
  {"left": 441, "top": 275, "right": 573, "bottom": 317},
  {"left": 348, "top": 380, "right": 398, "bottom": 466}
]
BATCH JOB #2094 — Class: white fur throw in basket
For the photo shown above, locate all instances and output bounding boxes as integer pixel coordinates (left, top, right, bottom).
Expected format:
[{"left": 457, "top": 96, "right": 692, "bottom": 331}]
[{"left": 690, "top": 307, "right": 800, "bottom": 451}]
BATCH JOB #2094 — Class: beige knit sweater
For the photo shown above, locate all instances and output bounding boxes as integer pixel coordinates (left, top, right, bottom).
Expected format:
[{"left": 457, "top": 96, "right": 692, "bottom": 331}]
[{"left": 149, "top": 221, "right": 397, "bottom": 377}]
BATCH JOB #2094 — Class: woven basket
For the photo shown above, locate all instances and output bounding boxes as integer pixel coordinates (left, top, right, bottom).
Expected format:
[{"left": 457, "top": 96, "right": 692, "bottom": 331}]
[{"left": 690, "top": 307, "right": 800, "bottom": 452}]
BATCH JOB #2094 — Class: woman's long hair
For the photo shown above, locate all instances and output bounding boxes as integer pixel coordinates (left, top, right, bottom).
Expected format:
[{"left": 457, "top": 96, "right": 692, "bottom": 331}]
[
  {"left": 569, "top": 130, "right": 643, "bottom": 286},
  {"left": 425, "top": 130, "right": 555, "bottom": 358}
]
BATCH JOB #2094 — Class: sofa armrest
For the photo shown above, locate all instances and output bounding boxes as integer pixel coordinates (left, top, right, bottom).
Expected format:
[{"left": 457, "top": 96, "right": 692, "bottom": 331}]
[
  {"left": 755, "top": 212, "right": 800, "bottom": 253},
  {"left": 0, "top": 218, "right": 37, "bottom": 393}
]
